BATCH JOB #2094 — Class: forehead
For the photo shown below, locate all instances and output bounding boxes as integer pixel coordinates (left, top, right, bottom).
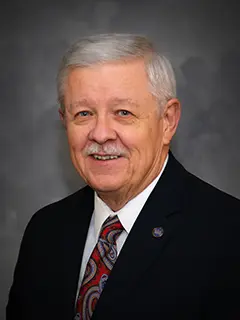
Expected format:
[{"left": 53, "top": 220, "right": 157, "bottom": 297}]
[{"left": 64, "top": 59, "right": 152, "bottom": 103}]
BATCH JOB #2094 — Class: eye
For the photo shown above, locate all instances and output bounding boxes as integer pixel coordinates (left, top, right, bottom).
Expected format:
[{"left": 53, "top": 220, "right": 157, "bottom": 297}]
[
  {"left": 117, "top": 110, "right": 131, "bottom": 116},
  {"left": 76, "top": 111, "right": 91, "bottom": 117}
]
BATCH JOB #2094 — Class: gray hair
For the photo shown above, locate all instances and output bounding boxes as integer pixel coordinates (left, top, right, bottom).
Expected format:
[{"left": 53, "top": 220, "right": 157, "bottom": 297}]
[{"left": 57, "top": 33, "right": 176, "bottom": 113}]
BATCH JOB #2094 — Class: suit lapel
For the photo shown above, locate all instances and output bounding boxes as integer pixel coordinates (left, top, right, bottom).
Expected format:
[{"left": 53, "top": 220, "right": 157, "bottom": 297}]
[
  {"left": 93, "top": 152, "right": 188, "bottom": 316},
  {"left": 59, "top": 186, "right": 94, "bottom": 317}
]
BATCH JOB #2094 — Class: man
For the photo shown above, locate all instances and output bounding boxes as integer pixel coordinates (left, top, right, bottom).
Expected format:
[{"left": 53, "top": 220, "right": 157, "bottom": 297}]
[{"left": 7, "top": 34, "right": 240, "bottom": 319}]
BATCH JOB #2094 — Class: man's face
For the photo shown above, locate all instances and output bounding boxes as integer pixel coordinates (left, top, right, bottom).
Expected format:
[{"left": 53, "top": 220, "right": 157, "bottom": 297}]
[{"left": 63, "top": 59, "right": 171, "bottom": 194}]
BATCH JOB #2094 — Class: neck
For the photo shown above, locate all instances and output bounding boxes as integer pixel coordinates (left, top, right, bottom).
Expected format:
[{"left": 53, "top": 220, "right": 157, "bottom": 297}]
[{"left": 97, "top": 149, "right": 169, "bottom": 211}]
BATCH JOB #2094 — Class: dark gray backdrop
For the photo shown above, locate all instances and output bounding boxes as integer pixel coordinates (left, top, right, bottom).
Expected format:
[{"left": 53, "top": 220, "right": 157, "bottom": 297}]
[{"left": 1, "top": 0, "right": 239, "bottom": 319}]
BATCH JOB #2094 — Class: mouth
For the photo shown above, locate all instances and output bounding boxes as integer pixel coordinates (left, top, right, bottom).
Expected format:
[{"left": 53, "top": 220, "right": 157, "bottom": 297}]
[{"left": 90, "top": 154, "right": 122, "bottom": 161}]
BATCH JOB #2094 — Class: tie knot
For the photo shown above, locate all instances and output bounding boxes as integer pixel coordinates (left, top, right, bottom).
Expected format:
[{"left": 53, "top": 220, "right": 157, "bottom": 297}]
[{"left": 99, "top": 215, "right": 124, "bottom": 245}]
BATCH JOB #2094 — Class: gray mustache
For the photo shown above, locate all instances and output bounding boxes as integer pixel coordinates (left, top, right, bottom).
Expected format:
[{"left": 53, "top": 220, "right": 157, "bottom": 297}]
[{"left": 84, "top": 143, "right": 126, "bottom": 156}]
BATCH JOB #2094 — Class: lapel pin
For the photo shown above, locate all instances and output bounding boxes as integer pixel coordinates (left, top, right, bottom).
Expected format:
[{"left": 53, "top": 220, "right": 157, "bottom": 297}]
[{"left": 152, "top": 227, "right": 164, "bottom": 238}]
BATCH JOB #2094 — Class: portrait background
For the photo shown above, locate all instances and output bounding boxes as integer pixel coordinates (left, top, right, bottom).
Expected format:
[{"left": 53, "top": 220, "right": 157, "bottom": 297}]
[{"left": 1, "top": 0, "right": 239, "bottom": 318}]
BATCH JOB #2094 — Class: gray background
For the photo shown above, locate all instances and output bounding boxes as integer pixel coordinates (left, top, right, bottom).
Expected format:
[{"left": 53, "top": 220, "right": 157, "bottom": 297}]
[{"left": 1, "top": 0, "right": 239, "bottom": 318}]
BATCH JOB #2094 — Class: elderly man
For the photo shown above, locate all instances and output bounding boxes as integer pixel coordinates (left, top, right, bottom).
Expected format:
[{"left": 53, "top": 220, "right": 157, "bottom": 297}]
[{"left": 7, "top": 34, "right": 240, "bottom": 320}]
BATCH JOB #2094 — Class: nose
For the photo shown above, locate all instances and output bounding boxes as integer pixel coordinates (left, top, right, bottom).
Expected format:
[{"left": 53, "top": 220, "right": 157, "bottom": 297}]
[{"left": 88, "top": 115, "right": 117, "bottom": 144}]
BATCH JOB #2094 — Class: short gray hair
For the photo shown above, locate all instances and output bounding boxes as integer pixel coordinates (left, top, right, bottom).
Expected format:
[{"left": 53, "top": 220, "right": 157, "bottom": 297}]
[{"left": 57, "top": 33, "right": 176, "bottom": 112}]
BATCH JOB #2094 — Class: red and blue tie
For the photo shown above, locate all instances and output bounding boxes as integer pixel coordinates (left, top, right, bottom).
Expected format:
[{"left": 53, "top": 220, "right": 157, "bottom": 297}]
[{"left": 75, "top": 215, "right": 123, "bottom": 320}]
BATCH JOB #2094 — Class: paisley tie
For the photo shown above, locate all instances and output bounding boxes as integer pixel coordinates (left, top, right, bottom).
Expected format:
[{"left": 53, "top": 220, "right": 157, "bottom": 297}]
[{"left": 75, "top": 215, "right": 123, "bottom": 320}]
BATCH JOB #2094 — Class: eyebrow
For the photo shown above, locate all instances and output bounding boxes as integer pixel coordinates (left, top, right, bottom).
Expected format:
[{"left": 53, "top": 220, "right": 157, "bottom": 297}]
[
  {"left": 69, "top": 97, "right": 139, "bottom": 111},
  {"left": 69, "top": 99, "right": 96, "bottom": 111},
  {"left": 108, "top": 98, "right": 139, "bottom": 108}
]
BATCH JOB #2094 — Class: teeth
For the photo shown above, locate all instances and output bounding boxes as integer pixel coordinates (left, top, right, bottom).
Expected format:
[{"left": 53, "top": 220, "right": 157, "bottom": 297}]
[{"left": 93, "top": 155, "right": 119, "bottom": 160}]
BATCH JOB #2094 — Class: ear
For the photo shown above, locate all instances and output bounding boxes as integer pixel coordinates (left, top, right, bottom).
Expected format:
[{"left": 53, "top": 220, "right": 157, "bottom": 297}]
[
  {"left": 58, "top": 108, "right": 66, "bottom": 128},
  {"left": 162, "top": 98, "right": 181, "bottom": 145}
]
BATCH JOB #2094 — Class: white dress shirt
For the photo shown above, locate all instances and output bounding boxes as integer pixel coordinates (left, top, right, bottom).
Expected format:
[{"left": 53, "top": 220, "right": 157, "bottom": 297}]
[{"left": 76, "top": 154, "right": 169, "bottom": 300}]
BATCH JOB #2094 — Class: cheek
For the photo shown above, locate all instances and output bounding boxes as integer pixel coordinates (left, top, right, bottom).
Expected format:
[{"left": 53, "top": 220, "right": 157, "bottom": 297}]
[
  {"left": 119, "top": 123, "right": 157, "bottom": 149},
  {"left": 118, "top": 130, "right": 141, "bottom": 154},
  {"left": 66, "top": 127, "right": 87, "bottom": 152},
  {"left": 123, "top": 127, "right": 163, "bottom": 166}
]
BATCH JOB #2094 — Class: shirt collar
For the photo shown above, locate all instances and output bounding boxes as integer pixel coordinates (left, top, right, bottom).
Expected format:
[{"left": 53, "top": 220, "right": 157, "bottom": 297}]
[{"left": 94, "top": 154, "right": 169, "bottom": 240}]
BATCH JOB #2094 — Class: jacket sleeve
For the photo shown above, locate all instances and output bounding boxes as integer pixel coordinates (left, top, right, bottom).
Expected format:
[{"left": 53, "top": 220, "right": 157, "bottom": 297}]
[{"left": 6, "top": 211, "right": 42, "bottom": 320}]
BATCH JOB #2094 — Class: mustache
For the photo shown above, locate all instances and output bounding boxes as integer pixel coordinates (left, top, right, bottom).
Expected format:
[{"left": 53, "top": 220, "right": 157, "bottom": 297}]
[{"left": 84, "top": 143, "right": 127, "bottom": 156}]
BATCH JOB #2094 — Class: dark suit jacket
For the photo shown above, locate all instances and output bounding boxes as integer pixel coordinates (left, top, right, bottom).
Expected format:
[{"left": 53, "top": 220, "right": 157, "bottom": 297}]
[{"left": 6, "top": 152, "right": 240, "bottom": 319}]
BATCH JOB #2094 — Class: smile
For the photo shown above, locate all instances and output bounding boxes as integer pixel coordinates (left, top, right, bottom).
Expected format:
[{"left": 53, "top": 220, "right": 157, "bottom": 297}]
[{"left": 92, "top": 155, "right": 120, "bottom": 160}]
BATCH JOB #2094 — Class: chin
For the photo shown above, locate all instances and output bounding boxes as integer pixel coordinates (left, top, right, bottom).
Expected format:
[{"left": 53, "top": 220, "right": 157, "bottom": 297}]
[{"left": 86, "top": 176, "right": 124, "bottom": 193}]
